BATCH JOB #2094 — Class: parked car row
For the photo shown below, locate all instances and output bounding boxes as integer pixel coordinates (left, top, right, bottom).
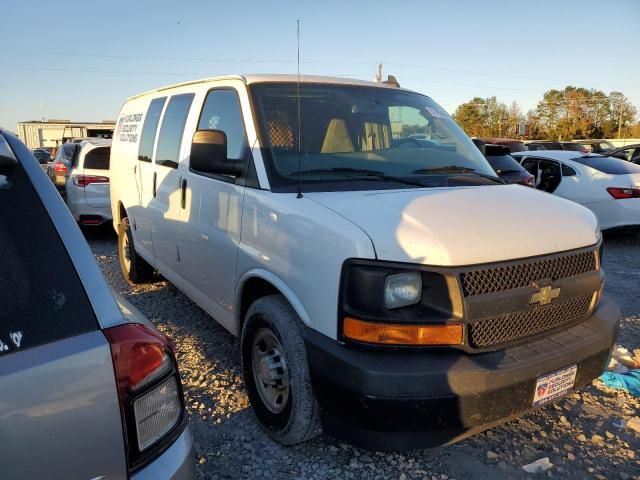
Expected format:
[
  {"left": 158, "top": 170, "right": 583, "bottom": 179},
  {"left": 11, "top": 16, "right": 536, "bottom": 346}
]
[
  {"left": 526, "top": 141, "right": 588, "bottom": 153},
  {"left": 608, "top": 143, "right": 640, "bottom": 163},
  {"left": 44, "top": 138, "right": 114, "bottom": 225},
  {"left": 31, "top": 147, "right": 52, "bottom": 165},
  {"left": 511, "top": 150, "right": 640, "bottom": 231},
  {"left": 478, "top": 137, "right": 637, "bottom": 159},
  {"left": 474, "top": 137, "right": 640, "bottom": 230}
]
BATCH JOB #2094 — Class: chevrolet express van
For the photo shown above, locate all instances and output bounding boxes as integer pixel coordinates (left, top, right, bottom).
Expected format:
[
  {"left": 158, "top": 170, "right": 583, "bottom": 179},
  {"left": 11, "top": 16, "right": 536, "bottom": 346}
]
[{"left": 110, "top": 75, "right": 619, "bottom": 449}]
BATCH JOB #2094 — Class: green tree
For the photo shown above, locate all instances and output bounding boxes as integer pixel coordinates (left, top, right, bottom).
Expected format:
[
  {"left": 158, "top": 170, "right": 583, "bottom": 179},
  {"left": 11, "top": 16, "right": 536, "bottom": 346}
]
[
  {"left": 533, "top": 87, "right": 638, "bottom": 140},
  {"left": 453, "top": 88, "right": 638, "bottom": 140},
  {"left": 526, "top": 109, "right": 545, "bottom": 139},
  {"left": 604, "top": 92, "right": 637, "bottom": 138},
  {"left": 535, "top": 89, "right": 565, "bottom": 139},
  {"left": 507, "top": 102, "right": 522, "bottom": 137},
  {"left": 452, "top": 97, "right": 488, "bottom": 137},
  {"left": 452, "top": 97, "right": 517, "bottom": 137}
]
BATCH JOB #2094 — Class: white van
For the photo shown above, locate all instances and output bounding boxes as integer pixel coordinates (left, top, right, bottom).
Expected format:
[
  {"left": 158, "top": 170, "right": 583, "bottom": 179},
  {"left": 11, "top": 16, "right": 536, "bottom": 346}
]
[{"left": 110, "top": 75, "right": 619, "bottom": 449}]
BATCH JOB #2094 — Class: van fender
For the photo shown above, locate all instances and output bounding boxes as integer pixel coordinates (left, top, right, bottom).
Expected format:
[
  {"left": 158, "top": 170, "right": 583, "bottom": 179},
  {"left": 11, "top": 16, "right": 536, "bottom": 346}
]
[{"left": 236, "top": 269, "right": 311, "bottom": 327}]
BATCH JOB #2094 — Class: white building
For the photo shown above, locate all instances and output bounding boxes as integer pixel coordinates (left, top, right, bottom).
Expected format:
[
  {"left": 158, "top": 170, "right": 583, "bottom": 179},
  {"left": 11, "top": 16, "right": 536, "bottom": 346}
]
[{"left": 17, "top": 120, "right": 116, "bottom": 149}]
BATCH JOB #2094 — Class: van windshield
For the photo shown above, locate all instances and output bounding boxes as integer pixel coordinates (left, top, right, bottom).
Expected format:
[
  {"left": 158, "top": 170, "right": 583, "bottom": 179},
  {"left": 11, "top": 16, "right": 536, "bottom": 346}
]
[{"left": 251, "top": 83, "right": 496, "bottom": 192}]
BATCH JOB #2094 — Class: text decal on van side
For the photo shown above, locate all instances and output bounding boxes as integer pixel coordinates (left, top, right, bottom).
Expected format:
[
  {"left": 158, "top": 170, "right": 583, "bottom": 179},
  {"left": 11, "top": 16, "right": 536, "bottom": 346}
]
[{"left": 115, "top": 113, "right": 144, "bottom": 143}]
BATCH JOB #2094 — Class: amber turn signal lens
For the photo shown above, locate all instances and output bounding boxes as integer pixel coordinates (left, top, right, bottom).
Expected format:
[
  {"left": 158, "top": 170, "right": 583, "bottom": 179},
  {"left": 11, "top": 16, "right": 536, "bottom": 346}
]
[{"left": 343, "top": 317, "right": 463, "bottom": 346}]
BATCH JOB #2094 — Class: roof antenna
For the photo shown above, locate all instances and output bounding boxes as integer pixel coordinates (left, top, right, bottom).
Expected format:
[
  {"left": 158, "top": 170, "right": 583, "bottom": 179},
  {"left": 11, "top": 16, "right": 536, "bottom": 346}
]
[{"left": 296, "top": 19, "right": 303, "bottom": 199}]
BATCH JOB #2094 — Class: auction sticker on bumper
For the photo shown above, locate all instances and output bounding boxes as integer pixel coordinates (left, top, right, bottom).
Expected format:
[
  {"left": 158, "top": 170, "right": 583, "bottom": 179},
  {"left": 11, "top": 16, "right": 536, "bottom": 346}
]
[{"left": 533, "top": 364, "right": 577, "bottom": 407}]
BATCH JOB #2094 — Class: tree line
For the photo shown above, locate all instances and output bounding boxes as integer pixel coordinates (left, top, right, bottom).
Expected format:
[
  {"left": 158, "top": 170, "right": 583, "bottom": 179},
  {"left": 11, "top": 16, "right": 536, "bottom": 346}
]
[{"left": 452, "top": 86, "right": 639, "bottom": 140}]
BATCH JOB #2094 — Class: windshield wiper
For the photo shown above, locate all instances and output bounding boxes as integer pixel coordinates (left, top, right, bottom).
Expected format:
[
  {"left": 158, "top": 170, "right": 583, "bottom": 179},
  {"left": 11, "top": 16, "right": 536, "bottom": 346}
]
[
  {"left": 412, "top": 166, "right": 506, "bottom": 184},
  {"left": 289, "top": 167, "right": 429, "bottom": 188}
]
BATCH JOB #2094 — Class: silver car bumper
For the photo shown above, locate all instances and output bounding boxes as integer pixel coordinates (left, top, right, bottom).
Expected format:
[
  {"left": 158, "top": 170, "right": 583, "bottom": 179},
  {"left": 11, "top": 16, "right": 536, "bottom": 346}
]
[{"left": 132, "top": 426, "right": 196, "bottom": 480}]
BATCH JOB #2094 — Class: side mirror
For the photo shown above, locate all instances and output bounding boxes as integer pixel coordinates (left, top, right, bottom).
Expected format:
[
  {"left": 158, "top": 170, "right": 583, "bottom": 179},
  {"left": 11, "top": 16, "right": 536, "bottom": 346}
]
[{"left": 190, "top": 129, "right": 243, "bottom": 177}]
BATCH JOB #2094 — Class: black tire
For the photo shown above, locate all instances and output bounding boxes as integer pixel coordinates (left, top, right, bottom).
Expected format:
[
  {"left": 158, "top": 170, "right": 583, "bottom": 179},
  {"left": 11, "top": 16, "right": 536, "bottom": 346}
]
[
  {"left": 241, "top": 295, "right": 321, "bottom": 445},
  {"left": 117, "top": 217, "right": 154, "bottom": 284}
]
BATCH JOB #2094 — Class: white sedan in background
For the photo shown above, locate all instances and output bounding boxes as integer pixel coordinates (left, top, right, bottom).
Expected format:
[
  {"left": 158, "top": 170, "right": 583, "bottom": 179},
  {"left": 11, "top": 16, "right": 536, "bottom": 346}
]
[
  {"left": 512, "top": 150, "right": 640, "bottom": 231},
  {"left": 65, "top": 138, "right": 113, "bottom": 226}
]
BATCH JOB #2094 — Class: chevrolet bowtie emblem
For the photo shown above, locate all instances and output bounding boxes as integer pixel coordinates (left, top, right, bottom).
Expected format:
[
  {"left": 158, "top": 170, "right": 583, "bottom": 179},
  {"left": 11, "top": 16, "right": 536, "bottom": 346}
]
[{"left": 530, "top": 286, "right": 561, "bottom": 306}]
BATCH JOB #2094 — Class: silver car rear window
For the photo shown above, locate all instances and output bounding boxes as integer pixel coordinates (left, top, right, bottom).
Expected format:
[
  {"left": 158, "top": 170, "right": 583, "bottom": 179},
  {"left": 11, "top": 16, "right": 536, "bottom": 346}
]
[{"left": 0, "top": 158, "right": 98, "bottom": 356}]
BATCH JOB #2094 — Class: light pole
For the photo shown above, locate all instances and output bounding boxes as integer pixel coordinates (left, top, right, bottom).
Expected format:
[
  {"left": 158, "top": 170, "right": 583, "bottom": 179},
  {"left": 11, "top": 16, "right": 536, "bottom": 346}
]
[{"left": 617, "top": 98, "right": 624, "bottom": 139}]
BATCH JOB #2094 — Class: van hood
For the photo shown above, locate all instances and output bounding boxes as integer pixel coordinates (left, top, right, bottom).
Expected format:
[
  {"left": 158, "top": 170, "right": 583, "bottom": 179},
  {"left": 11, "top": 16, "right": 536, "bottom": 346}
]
[{"left": 306, "top": 185, "right": 599, "bottom": 266}]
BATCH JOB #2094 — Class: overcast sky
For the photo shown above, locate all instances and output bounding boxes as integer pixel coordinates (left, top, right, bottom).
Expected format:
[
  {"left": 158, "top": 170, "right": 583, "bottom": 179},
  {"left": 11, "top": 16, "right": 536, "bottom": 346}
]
[{"left": 1, "top": 0, "right": 638, "bottom": 131}]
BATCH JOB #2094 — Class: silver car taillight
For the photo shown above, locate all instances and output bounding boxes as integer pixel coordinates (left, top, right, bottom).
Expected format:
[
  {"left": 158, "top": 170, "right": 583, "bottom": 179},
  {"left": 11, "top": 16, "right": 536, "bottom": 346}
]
[
  {"left": 134, "top": 376, "right": 182, "bottom": 451},
  {"left": 104, "top": 323, "right": 187, "bottom": 473}
]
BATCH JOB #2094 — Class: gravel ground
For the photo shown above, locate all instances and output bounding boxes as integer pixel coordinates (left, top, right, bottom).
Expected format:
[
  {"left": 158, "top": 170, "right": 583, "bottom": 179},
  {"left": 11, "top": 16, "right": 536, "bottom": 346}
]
[{"left": 87, "top": 227, "right": 640, "bottom": 480}]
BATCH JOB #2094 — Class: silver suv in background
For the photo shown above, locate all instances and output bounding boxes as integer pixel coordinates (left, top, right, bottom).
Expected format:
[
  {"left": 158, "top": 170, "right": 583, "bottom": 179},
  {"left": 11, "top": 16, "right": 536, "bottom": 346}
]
[
  {"left": 0, "top": 130, "right": 195, "bottom": 480},
  {"left": 65, "top": 138, "right": 113, "bottom": 226}
]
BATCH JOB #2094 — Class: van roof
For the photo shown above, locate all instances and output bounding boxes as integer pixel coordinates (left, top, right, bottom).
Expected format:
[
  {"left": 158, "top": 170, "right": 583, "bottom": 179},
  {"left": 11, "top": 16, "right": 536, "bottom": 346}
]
[{"left": 127, "top": 74, "right": 408, "bottom": 101}]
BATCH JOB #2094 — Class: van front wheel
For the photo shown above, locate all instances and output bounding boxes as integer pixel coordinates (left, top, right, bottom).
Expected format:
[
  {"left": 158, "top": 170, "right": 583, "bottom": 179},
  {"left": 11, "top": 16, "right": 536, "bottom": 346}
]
[
  {"left": 242, "top": 295, "right": 321, "bottom": 445},
  {"left": 117, "top": 217, "right": 153, "bottom": 284}
]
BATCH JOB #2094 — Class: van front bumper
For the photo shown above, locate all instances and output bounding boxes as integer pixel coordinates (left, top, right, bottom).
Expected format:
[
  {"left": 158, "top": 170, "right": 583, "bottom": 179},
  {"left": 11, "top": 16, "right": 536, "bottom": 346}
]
[{"left": 305, "top": 296, "right": 619, "bottom": 450}]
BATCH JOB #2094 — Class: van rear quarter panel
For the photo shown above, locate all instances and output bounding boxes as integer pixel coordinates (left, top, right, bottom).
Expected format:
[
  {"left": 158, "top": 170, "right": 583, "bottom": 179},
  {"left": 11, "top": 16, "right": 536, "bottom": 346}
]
[{"left": 110, "top": 96, "right": 151, "bottom": 231}]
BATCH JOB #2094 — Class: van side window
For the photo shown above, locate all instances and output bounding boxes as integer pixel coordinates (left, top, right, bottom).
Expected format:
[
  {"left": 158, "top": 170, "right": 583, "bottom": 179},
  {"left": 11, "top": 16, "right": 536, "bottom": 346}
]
[
  {"left": 198, "top": 89, "right": 248, "bottom": 161},
  {"left": 155, "top": 94, "right": 194, "bottom": 169},
  {"left": 138, "top": 97, "right": 166, "bottom": 163},
  {"left": 561, "top": 164, "right": 577, "bottom": 176}
]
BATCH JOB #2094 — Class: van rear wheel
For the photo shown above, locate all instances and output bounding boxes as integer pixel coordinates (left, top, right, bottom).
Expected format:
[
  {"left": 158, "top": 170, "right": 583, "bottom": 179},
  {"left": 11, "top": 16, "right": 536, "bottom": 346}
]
[
  {"left": 117, "top": 217, "right": 153, "bottom": 284},
  {"left": 242, "top": 295, "right": 321, "bottom": 445}
]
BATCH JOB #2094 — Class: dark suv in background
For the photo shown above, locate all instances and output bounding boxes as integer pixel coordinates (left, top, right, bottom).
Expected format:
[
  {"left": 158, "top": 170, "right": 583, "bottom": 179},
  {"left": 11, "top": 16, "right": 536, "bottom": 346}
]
[
  {"left": 472, "top": 140, "right": 534, "bottom": 186},
  {"left": 479, "top": 137, "right": 527, "bottom": 153},
  {"left": 578, "top": 139, "right": 616, "bottom": 154},
  {"left": 527, "top": 141, "right": 588, "bottom": 153}
]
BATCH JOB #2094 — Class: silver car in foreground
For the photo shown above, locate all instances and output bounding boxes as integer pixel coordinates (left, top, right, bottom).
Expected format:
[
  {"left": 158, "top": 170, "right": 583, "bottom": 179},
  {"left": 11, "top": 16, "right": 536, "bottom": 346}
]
[{"left": 0, "top": 129, "right": 195, "bottom": 480}]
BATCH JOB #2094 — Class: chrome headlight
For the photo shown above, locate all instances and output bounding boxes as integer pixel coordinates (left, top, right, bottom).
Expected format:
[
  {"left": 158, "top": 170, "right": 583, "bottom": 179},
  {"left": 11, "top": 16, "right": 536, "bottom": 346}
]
[{"left": 384, "top": 272, "right": 422, "bottom": 309}]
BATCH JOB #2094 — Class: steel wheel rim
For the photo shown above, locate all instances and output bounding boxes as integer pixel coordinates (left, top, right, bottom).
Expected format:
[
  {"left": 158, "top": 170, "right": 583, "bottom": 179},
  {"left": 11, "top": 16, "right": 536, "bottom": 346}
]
[{"left": 251, "top": 327, "right": 289, "bottom": 414}]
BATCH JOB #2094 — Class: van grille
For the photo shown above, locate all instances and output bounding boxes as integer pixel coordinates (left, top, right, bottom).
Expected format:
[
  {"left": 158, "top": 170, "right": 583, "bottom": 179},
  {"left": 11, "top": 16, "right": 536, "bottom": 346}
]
[
  {"left": 461, "top": 250, "right": 597, "bottom": 297},
  {"left": 468, "top": 293, "right": 593, "bottom": 349}
]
